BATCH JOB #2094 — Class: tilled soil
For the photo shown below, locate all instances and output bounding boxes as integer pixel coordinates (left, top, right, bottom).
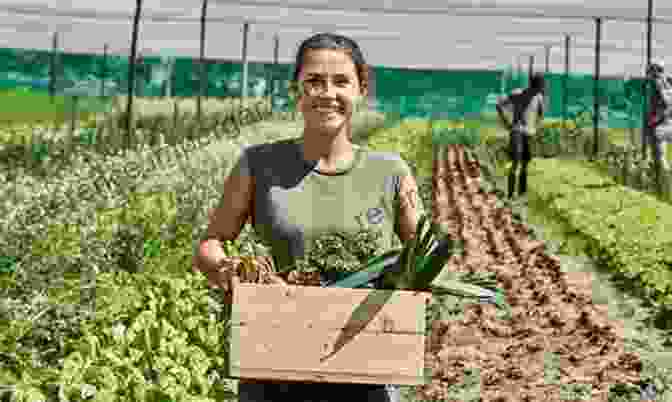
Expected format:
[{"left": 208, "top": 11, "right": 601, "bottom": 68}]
[{"left": 419, "top": 144, "right": 643, "bottom": 402}]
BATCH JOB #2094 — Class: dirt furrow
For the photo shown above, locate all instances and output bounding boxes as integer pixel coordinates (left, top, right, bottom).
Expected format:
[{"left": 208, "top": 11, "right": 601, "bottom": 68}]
[{"left": 421, "top": 144, "right": 642, "bottom": 402}]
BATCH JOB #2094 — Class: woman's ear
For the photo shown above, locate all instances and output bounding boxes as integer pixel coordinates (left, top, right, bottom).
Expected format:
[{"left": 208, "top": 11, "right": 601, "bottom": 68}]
[
  {"left": 360, "top": 84, "right": 369, "bottom": 98},
  {"left": 359, "top": 72, "right": 369, "bottom": 98}
]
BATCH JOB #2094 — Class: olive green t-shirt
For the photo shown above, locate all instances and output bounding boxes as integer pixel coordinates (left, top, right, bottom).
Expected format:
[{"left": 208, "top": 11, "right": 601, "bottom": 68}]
[{"left": 229, "top": 137, "right": 424, "bottom": 275}]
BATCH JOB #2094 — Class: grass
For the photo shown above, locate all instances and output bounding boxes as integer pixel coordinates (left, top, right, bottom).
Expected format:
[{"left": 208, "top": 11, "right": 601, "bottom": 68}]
[{"left": 0, "top": 89, "right": 108, "bottom": 125}]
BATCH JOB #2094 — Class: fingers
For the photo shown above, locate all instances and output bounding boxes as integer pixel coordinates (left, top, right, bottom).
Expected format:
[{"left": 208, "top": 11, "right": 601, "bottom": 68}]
[
  {"left": 208, "top": 269, "right": 230, "bottom": 290},
  {"left": 230, "top": 274, "right": 240, "bottom": 289},
  {"left": 266, "top": 273, "right": 288, "bottom": 286},
  {"left": 194, "top": 255, "right": 286, "bottom": 290}
]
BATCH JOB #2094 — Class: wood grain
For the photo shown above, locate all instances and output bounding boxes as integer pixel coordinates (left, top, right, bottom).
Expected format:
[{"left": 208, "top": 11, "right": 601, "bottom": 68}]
[{"left": 229, "top": 283, "right": 429, "bottom": 385}]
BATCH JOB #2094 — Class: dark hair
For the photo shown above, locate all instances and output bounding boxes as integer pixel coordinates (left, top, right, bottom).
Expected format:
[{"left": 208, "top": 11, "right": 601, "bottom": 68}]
[
  {"left": 291, "top": 32, "right": 370, "bottom": 91},
  {"left": 529, "top": 73, "right": 545, "bottom": 92}
]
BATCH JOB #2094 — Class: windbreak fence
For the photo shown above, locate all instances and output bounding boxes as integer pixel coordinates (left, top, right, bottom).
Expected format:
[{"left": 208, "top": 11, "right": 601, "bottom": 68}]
[{"left": 0, "top": 46, "right": 651, "bottom": 129}]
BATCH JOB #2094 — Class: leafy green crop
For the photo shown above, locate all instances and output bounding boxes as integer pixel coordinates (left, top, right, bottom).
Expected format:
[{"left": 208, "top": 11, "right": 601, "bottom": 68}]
[
  {"left": 432, "top": 126, "right": 481, "bottom": 148},
  {"left": 0, "top": 255, "right": 17, "bottom": 274},
  {"left": 528, "top": 158, "right": 672, "bottom": 317},
  {"left": 289, "top": 228, "right": 384, "bottom": 276}
]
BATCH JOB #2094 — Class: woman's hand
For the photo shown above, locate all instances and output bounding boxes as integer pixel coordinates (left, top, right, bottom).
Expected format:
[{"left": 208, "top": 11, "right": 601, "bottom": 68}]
[
  {"left": 193, "top": 254, "right": 288, "bottom": 290},
  {"left": 192, "top": 254, "right": 238, "bottom": 291},
  {"left": 193, "top": 255, "right": 288, "bottom": 305}
]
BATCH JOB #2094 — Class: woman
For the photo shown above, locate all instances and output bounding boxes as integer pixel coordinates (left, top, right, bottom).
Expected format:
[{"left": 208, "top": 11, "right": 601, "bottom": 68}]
[{"left": 193, "top": 32, "right": 424, "bottom": 402}]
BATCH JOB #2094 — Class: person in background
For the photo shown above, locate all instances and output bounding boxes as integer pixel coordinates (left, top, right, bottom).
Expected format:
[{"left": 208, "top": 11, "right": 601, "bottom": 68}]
[
  {"left": 646, "top": 60, "right": 672, "bottom": 170},
  {"left": 193, "top": 32, "right": 424, "bottom": 402},
  {"left": 496, "top": 73, "right": 546, "bottom": 199}
]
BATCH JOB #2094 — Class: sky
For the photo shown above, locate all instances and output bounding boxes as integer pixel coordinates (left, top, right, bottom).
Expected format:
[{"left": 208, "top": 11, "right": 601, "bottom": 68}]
[{"left": 0, "top": 0, "right": 670, "bottom": 76}]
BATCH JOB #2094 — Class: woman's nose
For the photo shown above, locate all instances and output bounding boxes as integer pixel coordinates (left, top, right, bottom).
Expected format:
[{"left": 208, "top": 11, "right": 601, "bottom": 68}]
[{"left": 314, "top": 80, "right": 337, "bottom": 97}]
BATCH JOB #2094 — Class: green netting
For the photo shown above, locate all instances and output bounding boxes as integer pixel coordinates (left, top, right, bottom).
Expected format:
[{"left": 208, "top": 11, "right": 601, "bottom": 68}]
[
  {"left": 0, "top": 46, "right": 653, "bottom": 128},
  {"left": 374, "top": 65, "right": 649, "bottom": 129},
  {"left": 0, "top": 47, "right": 294, "bottom": 98}
]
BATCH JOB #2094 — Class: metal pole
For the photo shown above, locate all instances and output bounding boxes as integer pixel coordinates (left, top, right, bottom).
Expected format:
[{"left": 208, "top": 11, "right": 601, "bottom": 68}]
[
  {"left": 593, "top": 17, "right": 602, "bottom": 158},
  {"left": 197, "top": 0, "right": 208, "bottom": 125},
  {"left": 49, "top": 32, "right": 58, "bottom": 104},
  {"left": 528, "top": 55, "right": 534, "bottom": 79},
  {"left": 126, "top": 0, "right": 143, "bottom": 148},
  {"left": 135, "top": 52, "right": 144, "bottom": 96},
  {"left": 643, "top": 0, "right": 653, "bottom": 158},
  {"left": 100, "top": 44, "right": 108, "bottom": 97},
  {"left": 544, "top": 45, "right": 551, "bottom": 112},
  {"left": 563, "top": 35, "right": 570, "bottom": 135},
  {"left": 647, "top": 0, "right": 653, "bottom": 88},
  {"left": 517, "top": 58, "right": 522, "bottom": 78},
  {"left": 241, "top": 22, "right": 249, "bottom": 100},
  {"left": 271, "top": 33, "right": 279, "bottom": 110}
]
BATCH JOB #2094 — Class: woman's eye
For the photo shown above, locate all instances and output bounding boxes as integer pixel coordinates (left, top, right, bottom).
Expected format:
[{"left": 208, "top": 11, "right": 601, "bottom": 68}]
[{"left": 302, "top": 77, "right": 350, "bottom": 90}]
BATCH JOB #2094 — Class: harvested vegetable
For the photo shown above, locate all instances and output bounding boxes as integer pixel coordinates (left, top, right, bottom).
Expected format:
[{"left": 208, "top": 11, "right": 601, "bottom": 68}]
[
  {"left": 327, "top": 212, "right": 512, "bottom": 313},
  {"left": 283, "top": 227, "right": 385, "bottom": 283}
]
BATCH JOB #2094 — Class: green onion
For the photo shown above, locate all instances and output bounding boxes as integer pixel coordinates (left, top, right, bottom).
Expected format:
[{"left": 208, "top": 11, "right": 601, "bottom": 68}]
[{"left": 328, "top": 212, "right": 512, "bottom": 314}]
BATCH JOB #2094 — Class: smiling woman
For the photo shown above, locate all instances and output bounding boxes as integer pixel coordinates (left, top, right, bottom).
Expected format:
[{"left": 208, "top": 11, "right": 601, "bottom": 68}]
[{"left": 193, "top": 32, "right": 425, "bottom": 402}]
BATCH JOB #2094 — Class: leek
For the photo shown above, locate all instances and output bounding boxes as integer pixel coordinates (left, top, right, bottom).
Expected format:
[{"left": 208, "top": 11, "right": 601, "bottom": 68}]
[{"left": 327, "top": 212, "right": 512, "bottom": 314}]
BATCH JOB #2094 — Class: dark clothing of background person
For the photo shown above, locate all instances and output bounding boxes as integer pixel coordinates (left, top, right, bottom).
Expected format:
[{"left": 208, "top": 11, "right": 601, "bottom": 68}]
[{"left": 496, "top": 75, "right": 545, "bottom": 199}]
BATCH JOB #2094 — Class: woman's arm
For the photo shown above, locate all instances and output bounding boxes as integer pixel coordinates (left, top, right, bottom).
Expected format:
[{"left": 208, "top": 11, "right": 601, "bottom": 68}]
[
  {"left": 193, "top": 157, "right": 254, "bottom": 288},
  {"left": 656, "top": 77, "right": 672, "bottom": 109},
  {"left": 395, "top": 174, "right": 423, "bottom": 243}
]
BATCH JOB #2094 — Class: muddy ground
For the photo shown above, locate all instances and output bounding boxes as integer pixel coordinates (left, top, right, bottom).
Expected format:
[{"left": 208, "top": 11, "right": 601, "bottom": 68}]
[{"left": 418, "top": 144, "right": 644, "bottom": 402}]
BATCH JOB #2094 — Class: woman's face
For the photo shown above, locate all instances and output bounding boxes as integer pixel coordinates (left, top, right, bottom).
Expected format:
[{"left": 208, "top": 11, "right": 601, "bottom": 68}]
[{"left": 295, "top": 48, "right": 366, "bottom": 136}]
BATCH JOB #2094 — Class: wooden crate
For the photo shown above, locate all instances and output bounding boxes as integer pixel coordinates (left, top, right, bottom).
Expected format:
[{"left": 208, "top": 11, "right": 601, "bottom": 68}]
[{"left": 228, "top": 281, "right": 430, "bottom": 385}]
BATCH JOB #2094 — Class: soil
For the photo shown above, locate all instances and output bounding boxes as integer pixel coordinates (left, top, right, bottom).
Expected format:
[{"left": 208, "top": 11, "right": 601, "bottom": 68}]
[{"left": 419, "top": 144, "right": 644, "bottom": 402}]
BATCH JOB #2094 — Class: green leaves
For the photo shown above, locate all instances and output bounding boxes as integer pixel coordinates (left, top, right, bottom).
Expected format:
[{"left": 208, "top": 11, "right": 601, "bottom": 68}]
[
  {"left": 290, "top": 227, "right": 384, "bottom": 276},
  {"left": 431, "top": 274, "right": 512, "bottom": 319},
  {"left": 531, "top": 156, "right": 672, "bottom": 310},
  {"left": 328, "top": 211, "right": 509, "bottom": 311},
  {"left": 0, "top": 255, "right": 18, "bottom": 274},
  {"left": 432, "top": 126, "right": 482, "bottom": 148},
  {"left": 326, "top": 247, "right": 403, "bottom": 288},
  {"left": 410, "top": 224, "right": 457, "bottom": 291},
  {"left": 7, "top": 267, "right": 236, "bottom": 401}
]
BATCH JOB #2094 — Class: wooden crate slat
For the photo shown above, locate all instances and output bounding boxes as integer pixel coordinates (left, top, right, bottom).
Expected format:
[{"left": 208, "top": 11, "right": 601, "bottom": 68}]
[
  {"left": 230, "top": 327, "right": 424, "bottom": 385},
  {"left": 229, "top": 283, "right": 428, "bottom": 385},
  {"left": 232, "top": 284, "right": 426, "bottom": 333}
]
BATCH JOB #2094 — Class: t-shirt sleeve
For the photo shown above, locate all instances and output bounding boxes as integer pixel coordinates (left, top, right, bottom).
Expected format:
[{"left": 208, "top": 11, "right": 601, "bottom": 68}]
[
  {"left": 497, "top": 95, "right": 512, "bottom": 108},
  {"left": 228, "top": 145, "right": 254, "bottom": 178}
]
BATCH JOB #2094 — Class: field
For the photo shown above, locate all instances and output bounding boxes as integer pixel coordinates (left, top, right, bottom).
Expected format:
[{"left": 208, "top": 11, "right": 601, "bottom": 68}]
[
  {"left": 424, "top": 144, "right": 659, "bottom": 401},
  {"left": 0, "top": 89, "right": 110, "bottom": 125},
  {"left": 2, "top": 94, "right": 672, "bottom": 401}
]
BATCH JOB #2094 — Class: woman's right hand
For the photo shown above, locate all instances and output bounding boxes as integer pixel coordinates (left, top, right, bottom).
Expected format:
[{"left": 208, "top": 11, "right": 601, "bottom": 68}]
[
  {"left": 192, "top": 254, "right": 238, "bottom": 292},
  {"left": 193, "top": 253, "right": 288, "bottom": 292}
]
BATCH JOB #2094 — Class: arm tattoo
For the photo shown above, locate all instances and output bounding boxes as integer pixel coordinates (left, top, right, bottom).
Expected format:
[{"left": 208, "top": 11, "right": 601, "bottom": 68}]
[
  {"left": 399, "top": 175, "right": 419, "bottom": 211},
  {"left": 397, "top": 175, "right": 422, "bottom": 240}
]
